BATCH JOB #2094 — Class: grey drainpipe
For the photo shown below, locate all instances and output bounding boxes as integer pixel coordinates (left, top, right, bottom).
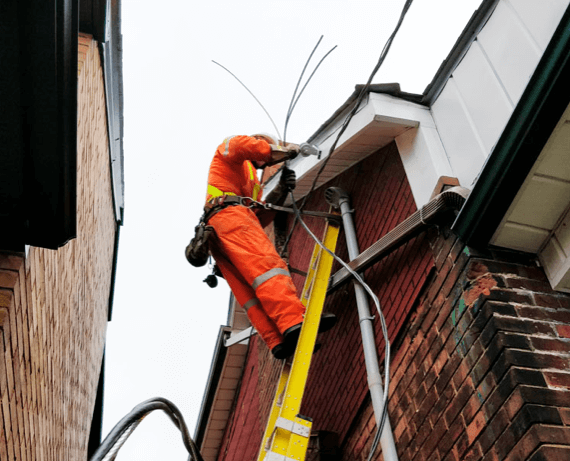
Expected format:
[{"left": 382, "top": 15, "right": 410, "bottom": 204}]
[
  {"left": 325, "top": 187, "right": 399, "bottom": 461},
  {"left": 329, "top": 186, "right": 470, "bottom": 292}
]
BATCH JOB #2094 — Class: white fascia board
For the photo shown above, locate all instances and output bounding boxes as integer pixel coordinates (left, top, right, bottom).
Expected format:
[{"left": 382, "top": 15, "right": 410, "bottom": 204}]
[{"left": 265, "top": 93, "right": 452, "bottom": 208}]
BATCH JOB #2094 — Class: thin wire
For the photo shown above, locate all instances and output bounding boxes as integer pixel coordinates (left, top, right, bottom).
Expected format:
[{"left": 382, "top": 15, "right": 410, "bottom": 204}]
[
  {"left": 288, "top": 191, "right": 391, "bottom": 445},
  {"left": 283, "top": 35, "right": 324, "bottom": 144},
  {"left": 212, "top": 60, "right": 283, "bottom": 140},
  {"left": 284, "top": 44, "right": 338, "bottom": 143},
  {"left": 280, "top": 1, "right": 415, "bottom": 459},
  {"left": 280, "top": 0, "right": 413, "bottom": 260}
]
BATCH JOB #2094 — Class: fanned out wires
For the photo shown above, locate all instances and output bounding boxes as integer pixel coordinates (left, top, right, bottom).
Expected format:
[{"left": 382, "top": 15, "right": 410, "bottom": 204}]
[
  {"left": 211, "top": 60, "right": 284, "bottom": 141},
  {"left": 283, "top": 36, "right": 337, "bottom": 145},
  {"left": 89, "top": 397, "right": 204, "bottom": 461},
  {"left": 282, "top": 1, "right": 414, "bottom": 459}
]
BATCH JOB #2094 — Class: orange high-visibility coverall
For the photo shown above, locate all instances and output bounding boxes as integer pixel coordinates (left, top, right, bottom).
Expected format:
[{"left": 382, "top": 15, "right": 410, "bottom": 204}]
[{"left": 206, "top": 135, "right": 305, "bottom": 350}]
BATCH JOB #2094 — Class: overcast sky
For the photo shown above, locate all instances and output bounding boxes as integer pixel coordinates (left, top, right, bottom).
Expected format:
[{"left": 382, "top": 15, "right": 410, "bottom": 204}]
[{"left": 102, "top": 1, "right": 482, "bottom": 459}]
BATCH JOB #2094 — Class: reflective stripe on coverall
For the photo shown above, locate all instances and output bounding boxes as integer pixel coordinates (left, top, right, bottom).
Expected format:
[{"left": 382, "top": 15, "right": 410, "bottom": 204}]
[{"left": 205, "top": 136, "right": 305, "bottom": 350}]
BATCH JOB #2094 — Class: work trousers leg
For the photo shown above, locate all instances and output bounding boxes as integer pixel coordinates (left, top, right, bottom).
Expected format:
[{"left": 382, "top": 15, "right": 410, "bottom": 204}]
[
  {"left": 211, "top": 250, "right": 283, "bottom": 349},
  {"left": 209, "top": 206, "right": 305, "bottom": 349}
]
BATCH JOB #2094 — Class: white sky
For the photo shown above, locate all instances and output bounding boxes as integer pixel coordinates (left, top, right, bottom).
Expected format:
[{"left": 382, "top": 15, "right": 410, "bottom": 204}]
[{"left": 102, "top": 1, "right": 482, "bottom": 459}]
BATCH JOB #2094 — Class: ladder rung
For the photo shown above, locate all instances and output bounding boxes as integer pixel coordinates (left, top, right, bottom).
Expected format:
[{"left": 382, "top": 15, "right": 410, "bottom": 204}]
[{"left": 275, "top": 416, "right": 311, "bottom": 438}]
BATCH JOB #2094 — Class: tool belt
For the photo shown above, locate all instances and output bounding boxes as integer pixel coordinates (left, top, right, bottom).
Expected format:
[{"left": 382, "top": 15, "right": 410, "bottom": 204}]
[
  {"left": 185, "top": 194, "right": 341, "bottom": 267},
  {"left": 185, "top": 195, "right": 245, "bottom": 267},
  {"left": 203, "top": 195, "right": 245, "bottom": 223}
]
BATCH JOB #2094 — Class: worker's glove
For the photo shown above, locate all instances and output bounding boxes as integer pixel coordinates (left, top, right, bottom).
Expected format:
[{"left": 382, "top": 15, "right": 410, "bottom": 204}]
[
  {"left": 279, "top": 166, "right": 296, "bottom": 191},
  {"left": 185, "top": 224, "right": 214, "bottom": 267},
  {"left": 285, "top": 144, "right": 300, "bottom": 160}
]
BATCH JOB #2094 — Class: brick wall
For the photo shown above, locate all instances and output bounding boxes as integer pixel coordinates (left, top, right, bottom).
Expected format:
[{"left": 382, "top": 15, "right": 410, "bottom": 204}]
[
  {"left": 0, "top": 34, "right": 116, "bottom": 461},
  {"left": 215, "top": 138, "right": 570, "bottom": 461},
  {"left": 345, "top": 229, "right": 570, "bottom": 460}
]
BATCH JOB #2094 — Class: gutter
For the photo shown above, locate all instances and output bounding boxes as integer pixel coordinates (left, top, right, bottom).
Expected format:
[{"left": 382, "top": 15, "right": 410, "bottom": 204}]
[
  {"left": 452, "top": 4, "right": 570, "bottom": 248},
  {"left": 329, "top": 186, "right": 469, "bottom": 292}
]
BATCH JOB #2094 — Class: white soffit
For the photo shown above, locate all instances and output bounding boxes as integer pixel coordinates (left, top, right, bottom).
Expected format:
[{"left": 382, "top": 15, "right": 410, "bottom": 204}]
[
  {"left": 269, "top": 93, "right": 423, "bottom": 204},
  {"left": 491, "top": 102, "right": 570, "bottom": 292},
  {"left": 199, "top": 339, "right": 248, "bottom": 460}
]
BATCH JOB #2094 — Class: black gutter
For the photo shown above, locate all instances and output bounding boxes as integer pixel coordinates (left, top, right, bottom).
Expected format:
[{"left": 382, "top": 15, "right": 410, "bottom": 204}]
[{"left": 452, "top": 4, "right": 570, "bottom": 248}]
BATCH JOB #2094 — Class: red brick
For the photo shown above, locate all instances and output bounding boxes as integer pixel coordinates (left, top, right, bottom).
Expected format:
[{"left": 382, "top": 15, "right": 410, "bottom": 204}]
[
  {"left": 467, "top": 411, "right": 487, "bottom": 444},
  {"left": 558, "top": 324, "right": 570, "bottom": 339},
  {"left": 0, "top": 255, "right": 24, "bottom": 272},
  {"left": 462, "top": 442, "right": 484, "bottom": 461},
  {"left": 532, "top": 293, "right": 564, "bottom": 308},
  {"left": 516, "top": 305, "right": 570, "bottom": 323},
  {"left": 544, "top": 371, "right": 570, "bottom": 389},
  {"left": 528, "top": 445, "right": 570, "bottom": 461},
  {"left": 560, "top": 407, "right": 570, "bottom": 425}
]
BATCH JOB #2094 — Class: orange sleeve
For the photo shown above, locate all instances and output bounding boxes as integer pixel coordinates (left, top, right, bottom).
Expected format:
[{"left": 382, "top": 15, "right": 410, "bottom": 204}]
[{"left": 217, "top": 135, "right": 272, "bottom": 164}]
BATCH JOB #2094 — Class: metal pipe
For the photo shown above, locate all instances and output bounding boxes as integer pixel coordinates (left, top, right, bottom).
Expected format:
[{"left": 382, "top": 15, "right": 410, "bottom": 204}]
[
  {"left": 329, "top": 186, "right": 469, "bottom": 292},
  {"left": 325, "top": 187, "right": 399, "bottom": 461}
]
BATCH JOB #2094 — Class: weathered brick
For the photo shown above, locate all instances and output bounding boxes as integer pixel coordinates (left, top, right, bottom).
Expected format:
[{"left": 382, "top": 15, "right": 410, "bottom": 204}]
[
  {"left": 557, "top": 324, "right": 570, "bottom": 339},
  {"left": 528, "top": 445, "right": 570, "bottom": 461},
  {"left": 478, "top": 406, "right": 510, "bottom": 453},
  {"left": 444, "top": 378, "right": 474, "bottom": 427},
  {"left": 438, "top": 413, "right": 466, "bottom": 457},
  {"left": 530, "top": 336, "right": 570, "bottom": 353},
  {"left": 516, "top": 305, "right": 570, "bottom": 323}
]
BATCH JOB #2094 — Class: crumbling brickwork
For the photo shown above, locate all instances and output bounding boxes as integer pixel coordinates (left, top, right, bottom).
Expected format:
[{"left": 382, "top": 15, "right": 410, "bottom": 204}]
[
  {"left": 345, "top": 229, "right": 570, "bottom": 460},
  {"left": 0, "top": 34, "right": 116, "bottom": 461}
]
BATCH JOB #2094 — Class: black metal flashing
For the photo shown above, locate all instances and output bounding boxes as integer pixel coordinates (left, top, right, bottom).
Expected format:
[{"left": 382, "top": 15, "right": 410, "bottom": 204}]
[
  {"left": 79, "top": 0, "right": 108, "bottom": 42},
  {"left": 452, "top": 4, "right": 570, "bottom": 248},
  {"left": 421, "top": 0, "right": 500, "bottom": 105},
  {"left": 0, "top": 0, "right": 78, "bottom": 250}
]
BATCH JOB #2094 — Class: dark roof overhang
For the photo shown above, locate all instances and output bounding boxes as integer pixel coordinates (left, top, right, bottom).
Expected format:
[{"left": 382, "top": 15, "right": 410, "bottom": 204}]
[
  {"left": 452, "top": 5, "right": 570, "bottom": 247},
  {"left": 0, "top": 0, "right": 79, "bottom": 250},
  {"left": 0, "top": 0, "right": 123, "bottom": 251}
]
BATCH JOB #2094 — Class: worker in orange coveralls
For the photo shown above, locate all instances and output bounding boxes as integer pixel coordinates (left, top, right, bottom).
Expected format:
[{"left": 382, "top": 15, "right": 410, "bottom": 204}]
[{"left": 202, "top": 134, "right": 335, "bottom": 359}]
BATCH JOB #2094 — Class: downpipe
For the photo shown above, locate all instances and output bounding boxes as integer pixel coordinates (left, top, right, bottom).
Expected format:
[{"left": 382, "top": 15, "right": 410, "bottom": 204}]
[{"left": 325, "top": 187, "right": 399, "bottom": 461}]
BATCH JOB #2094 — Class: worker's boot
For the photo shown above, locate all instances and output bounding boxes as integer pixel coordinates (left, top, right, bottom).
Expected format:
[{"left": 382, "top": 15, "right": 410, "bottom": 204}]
[{"left": 279, "top": 312, "right": 337, "bottom": 359}]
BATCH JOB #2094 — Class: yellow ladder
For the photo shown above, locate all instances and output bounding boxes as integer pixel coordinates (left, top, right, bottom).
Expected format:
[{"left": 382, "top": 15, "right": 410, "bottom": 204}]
[{"left": 257, "top": 216, "right": 340, "bottom": 461}]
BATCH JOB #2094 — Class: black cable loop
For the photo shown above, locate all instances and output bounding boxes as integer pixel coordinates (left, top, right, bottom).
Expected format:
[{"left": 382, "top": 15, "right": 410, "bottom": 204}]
[{"left": 89, "top": 397, "right": 204, "bottom": 461}]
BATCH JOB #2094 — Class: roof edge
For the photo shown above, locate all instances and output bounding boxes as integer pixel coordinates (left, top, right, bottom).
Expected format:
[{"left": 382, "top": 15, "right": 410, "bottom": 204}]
[
  {"left": 421, "top": 0, "right": 500, "bottom": 105},
  {"left": 194, "top": 326, "right": 231, "bottom": 449},
  {"left": 452, "top": 4, "right": 570, "bottom": 247}
]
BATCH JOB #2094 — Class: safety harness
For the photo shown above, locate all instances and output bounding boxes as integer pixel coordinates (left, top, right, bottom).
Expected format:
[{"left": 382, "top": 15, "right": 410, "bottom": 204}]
[{"left": 185, "top": 194, "right": 340, "bottom": 268}]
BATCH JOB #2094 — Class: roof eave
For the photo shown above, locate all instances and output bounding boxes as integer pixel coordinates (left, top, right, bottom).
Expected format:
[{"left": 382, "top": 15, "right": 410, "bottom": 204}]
[{"left": 452, "top": 5, "right": 570, "bottom": 248}]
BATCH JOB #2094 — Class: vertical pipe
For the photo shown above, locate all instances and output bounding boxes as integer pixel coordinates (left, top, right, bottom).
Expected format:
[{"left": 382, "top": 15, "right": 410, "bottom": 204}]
[{"left": 328, "top": 187, "right": 399, "bottom": 461}]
